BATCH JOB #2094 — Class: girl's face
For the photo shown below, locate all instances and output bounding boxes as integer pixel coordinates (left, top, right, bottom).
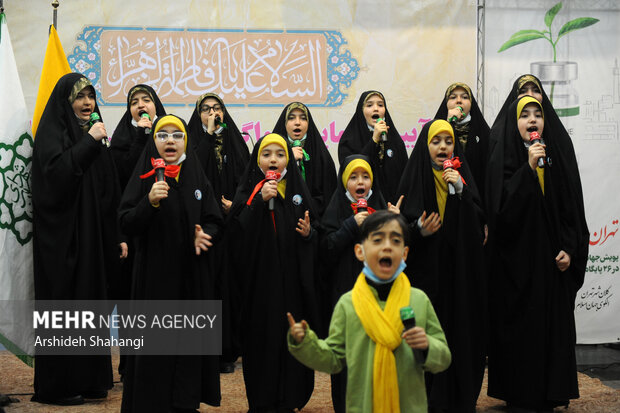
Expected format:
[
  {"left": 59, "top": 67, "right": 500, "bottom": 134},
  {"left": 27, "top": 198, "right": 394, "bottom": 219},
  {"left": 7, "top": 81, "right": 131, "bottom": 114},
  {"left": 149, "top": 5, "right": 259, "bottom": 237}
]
[
  {"left": 258, "top": 143, "right": 287, "bottom": 175},
  {"left": 346, "top": 167, "right": 372, "bottom": 200},
  {"left": 518, "top": 103, "right": 544, "bottom": 143},
  {"left": 129, "top": 91, "right": 156, "bottom": 122},
  {"left": 72, "top": 86, "right": 96, "bottom": 122},
  {"left": 285, "top": 108, "right": 309, "bottom": 141},
  {"left": 517, "top": 81, "right": 543, "bottom": 103},
  {"left": 362, "top": 94, "right": 386, "bottom": 127},
  {"left": 199, "top": 97, "right": 225, "bottom": 126},
  {"left": 154, "top": 125, "right": 185, "bottom": 164},
  {"left": 428, "top": 132, "right": 455, "bottom": 166},
  {"left": 446, "top": 87, "right": 472, "bottom": 116}
]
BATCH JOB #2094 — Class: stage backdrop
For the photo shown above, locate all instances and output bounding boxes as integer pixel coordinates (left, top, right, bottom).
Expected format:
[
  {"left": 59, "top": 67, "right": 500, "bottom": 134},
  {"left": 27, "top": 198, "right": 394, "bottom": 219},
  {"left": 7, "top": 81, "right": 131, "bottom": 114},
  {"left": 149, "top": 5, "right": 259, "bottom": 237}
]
[
  {"left": 8, "top": 0, "right": 477, "bottom": 162},
  {"left": 484, "top": 0, "right": 620, "bottom": 343}
]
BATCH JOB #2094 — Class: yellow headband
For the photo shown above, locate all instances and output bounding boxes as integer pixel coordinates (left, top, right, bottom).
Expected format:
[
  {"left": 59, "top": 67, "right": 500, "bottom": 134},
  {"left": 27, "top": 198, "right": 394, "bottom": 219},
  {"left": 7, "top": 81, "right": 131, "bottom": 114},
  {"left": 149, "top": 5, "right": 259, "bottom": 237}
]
[
  {"left": 342, "top": 158, "right": 373, "bottom": 188},
  {"left": 445, "top": 82, "right": 472, "bottom": 100},
  {"left": 427, "top": 119, "right": 454, "bottom": 145},
  {"left": 257, "top": 133, "right": 289, "bottom": 166},
  {"left": 516, "top": 96, "right": 544, "bottom": 119},
  {"left": 153, "top": 115, "right": 187, "bottom": 151}
]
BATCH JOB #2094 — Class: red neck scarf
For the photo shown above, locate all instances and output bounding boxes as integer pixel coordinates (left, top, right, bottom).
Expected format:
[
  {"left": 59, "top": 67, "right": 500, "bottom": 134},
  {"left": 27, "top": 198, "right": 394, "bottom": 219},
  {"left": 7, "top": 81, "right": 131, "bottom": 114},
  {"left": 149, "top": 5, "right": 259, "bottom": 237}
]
[{"left": 140, "top": 158, "right": 181, "bottom": 181}]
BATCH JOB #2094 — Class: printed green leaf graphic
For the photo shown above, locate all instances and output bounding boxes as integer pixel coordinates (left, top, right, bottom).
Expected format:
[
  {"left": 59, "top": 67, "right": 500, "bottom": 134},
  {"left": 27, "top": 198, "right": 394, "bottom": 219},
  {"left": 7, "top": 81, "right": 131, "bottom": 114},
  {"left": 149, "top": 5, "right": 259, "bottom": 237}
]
[
  {"left": 544, "top": 2, "right": 562, "bottom": 28},
  {"left": 558, "top": 17, "right": 600, "bottom": 40},
  {"left": 498, "top": 33, "right": 547, "bottom": 53}
]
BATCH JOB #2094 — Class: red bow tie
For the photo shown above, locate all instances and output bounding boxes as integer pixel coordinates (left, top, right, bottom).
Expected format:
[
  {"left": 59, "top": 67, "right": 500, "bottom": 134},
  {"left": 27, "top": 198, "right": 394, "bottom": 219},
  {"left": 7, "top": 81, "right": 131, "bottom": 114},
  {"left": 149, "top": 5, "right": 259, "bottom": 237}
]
[
  {"left": 350, "top": 203, "right": 376, "bottom": 215},
  {"left": 140, "top": 158, "right": 181, "bottom": 180}
]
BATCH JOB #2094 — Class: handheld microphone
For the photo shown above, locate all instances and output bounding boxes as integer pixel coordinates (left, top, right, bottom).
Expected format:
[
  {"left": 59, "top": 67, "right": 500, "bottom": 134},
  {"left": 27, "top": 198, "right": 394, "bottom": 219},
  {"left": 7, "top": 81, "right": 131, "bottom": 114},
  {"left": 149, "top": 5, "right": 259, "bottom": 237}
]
[
  {"left": 356, "top": 198, "right": 368, "bottom": 213},
  {"left": 265, "top": 170, "right": 280, "bottom": 211},
  {"left": 140, "top": 112, "right": 151, "bottom": 134},
  {"left": 376, "top": 117, "right": 387, "bottom": 142},
  {"left": 89, "top": 112, "right": 109, "bottom": 147},
  {"left": 449, "top": 106, "right": 463, "bottom": 123},
  {"left": 400, "top": 306, "right": 424, "bottom": 363},
  {"left": 529, "top": 131, "right": 545, "bottom": 168},
  {"left": 215, "top": 115, "right": 221, "bottom": 125},
  {"left": 443, "top": 158, "right": 456, "bottom": 195},
  {"left": 152, "top": 158, "right": 166, "bottom": 182}
]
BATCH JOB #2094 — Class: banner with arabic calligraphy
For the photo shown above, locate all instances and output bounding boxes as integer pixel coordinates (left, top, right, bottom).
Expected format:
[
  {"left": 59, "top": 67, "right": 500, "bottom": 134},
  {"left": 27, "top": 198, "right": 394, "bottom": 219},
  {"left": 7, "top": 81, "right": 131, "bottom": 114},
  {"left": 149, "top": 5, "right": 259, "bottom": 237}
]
[
  {"left": 2, "top": 0, "right": 474, "bottom": 158},
  {"left": 70, "top": 27, "right": 357, "bottom": 107},
  {"left": 484, "top": 0, "right": 620, "bottom": 343}
]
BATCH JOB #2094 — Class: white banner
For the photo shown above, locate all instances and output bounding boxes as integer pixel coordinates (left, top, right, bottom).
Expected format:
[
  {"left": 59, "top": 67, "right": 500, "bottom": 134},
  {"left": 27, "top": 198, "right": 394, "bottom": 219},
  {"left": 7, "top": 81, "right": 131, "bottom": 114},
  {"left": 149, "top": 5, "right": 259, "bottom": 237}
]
[{"left": 484, "top": 0, "right": 620, "bottom": 343}]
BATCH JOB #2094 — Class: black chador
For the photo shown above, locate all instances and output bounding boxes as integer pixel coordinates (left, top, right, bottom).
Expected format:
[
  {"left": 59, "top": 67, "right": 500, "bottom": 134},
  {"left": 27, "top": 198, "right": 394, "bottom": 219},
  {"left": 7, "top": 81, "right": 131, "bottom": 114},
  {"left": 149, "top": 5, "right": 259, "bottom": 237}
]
[
  {"left": 396, "top": 119, "right": 487, "bottom": 413},
  {"left": 31, "top": 73, "right": 119, "bottom": 402},
  {"left": 227, "top": 134, "right": 320, "bottom": 413},
  {"left": 485, "top": 90, "right": 589, "bottom": 411},
  {"left": 337, "top": 90, "right": 408, "bottom": 204},
  {"left": 272, "top": 102, "right": 337, "bottom": 217},
  {"left": 118, "top": 115, "right": 223, "bottom": 412},
  {"left": 110, "top": 84, "right": 167, "bottom": 191},
  {"left": 187, "top": 92, "right": 250, "bottom": 211},
  {"left": 434, "top": 82, "right": 490, "bottom": 203}
]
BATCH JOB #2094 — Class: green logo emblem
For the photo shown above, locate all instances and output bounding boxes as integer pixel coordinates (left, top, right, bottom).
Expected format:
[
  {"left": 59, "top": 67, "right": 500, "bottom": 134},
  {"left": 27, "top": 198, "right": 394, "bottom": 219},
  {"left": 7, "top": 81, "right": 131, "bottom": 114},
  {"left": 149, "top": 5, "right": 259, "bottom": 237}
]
[{"left": 0, "top": 132, "right": 33, "bottom": 246}]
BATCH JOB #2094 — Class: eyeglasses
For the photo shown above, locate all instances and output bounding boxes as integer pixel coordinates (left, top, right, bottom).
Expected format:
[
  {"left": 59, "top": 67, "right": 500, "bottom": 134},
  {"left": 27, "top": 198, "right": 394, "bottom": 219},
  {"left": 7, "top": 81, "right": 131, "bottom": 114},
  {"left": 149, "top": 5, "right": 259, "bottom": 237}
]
[
  {"left": 200, "top": 104, "right": 223, "bottom": 113},
  {"left": 155, "top": 131, "right": 185, "bottom": 141}
]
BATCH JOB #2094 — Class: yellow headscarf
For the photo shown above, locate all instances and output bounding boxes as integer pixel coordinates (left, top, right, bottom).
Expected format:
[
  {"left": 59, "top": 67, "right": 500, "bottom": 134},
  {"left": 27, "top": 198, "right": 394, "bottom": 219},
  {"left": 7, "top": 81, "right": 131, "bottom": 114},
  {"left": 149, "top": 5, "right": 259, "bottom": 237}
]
[
  {"left": 352, "top": 272, "right": 411, "bottom": 413},
  {"left": 257, "top": 133, "right": 288, "bottom": 198},
  {"left": 427, "top": 120, "right": 455, "bottom": 220},
  {"left": 341, "top": 158, "right": 373, "bottom": 189},
  {"left": 517, "top": 96, "right": 545, "bottom": 195},
  {"left": 153, "top": 115, "right": 187, "bottom": 180}
]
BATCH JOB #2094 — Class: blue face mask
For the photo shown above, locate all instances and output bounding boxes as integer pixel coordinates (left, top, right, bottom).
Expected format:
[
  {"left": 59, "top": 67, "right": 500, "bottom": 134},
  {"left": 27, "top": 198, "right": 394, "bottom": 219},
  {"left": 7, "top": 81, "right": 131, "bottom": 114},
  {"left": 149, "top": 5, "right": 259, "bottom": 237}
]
[{"left": 361, "top": 249, "right": 407, "bottom": 285}]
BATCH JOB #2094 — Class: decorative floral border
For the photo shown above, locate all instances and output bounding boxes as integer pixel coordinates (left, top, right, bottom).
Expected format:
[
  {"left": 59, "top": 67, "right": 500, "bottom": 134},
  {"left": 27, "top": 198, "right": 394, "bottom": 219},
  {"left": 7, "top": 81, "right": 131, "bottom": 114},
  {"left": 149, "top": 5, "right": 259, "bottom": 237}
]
[{"left": 67, "top": 26, "right": 359, "bottom": 107}]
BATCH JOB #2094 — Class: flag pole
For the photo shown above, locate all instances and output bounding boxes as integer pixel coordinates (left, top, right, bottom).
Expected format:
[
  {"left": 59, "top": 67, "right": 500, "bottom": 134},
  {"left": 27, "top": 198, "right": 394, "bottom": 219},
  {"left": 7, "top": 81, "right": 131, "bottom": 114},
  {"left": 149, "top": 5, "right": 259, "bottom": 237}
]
[
  {"left": 52, "top": 0, "right": 59, "bottom": 30},
  {"left": 0, "top": 0, "right": 4, "bottom": 13}
]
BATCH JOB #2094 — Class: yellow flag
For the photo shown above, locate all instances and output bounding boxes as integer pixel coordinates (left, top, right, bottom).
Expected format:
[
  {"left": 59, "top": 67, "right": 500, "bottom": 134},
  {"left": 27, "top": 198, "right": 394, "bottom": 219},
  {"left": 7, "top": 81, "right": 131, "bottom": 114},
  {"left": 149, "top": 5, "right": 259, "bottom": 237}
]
[{"left": 31, "top": 25, "right": 71, "bottom": 137}]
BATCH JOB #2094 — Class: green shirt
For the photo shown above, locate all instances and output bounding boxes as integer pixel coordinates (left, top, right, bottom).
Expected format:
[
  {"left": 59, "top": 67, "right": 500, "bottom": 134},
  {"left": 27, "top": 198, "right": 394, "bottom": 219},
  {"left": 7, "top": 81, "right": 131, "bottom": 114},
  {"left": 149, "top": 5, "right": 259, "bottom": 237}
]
[{"left": 288, "top": 286, "right": 451, "bottom": 413}]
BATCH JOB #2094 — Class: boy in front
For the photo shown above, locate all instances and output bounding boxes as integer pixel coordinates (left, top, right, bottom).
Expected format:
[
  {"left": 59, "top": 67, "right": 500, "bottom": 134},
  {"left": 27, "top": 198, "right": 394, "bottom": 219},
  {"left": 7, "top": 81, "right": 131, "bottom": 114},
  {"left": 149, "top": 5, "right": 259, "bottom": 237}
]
[{"left": 288, "top": 211, "right": 451, "bottom": 413}]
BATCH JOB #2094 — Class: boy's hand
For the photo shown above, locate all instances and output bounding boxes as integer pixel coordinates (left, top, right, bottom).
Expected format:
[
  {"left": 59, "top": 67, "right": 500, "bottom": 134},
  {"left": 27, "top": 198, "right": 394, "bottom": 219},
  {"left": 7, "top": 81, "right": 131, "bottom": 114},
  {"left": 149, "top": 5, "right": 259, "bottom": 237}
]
[
  {"left": 402, "top": 326, "right": 429, "bottom": 350},
  {"left": 221, "top": 196, "right": 232, "bottom": 214},
  {"left": 119, "top": 242, "right": 128, "bottom": 259},
  {"left": 261, "top": 180, "right": 278, "bottom": 201},
  {"left": 296, "top": 210, "right": 311, "bottom": 237},
  {"left": 419, "top": 210, "right": 441, "bottom": 236},
  {"left": 149, "top": 181, "right": 169, "bottom": 205},
  {"left": 354, "top": 211, "right": 369, "bottom": 226},
  {"left": 387, "top": 195, "right": 404, "bottom": 215},
  {"left": 556, "top": 250, "right": 571, "bottom": 272},
  {"left": 287, "top": 312, "right": 308, "bottom": 344},
  {"left": 194, "top": 224, "right": 213, "bottom": 255}
]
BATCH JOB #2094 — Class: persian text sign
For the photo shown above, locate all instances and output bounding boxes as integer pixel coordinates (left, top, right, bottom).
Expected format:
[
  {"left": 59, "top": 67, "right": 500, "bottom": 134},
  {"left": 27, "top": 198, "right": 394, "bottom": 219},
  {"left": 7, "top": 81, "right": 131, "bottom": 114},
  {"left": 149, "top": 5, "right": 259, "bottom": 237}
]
[{"left": 69, "top": 27, "right": 359, "bottom": 107}]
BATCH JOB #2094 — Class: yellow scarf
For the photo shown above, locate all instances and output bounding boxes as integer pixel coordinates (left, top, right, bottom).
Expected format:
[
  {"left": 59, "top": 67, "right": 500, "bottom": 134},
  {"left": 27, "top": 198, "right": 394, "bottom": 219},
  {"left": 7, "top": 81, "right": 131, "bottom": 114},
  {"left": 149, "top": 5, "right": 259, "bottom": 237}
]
[
  {"left": 536, "top": 166, "right": 545, "bottom": 195},
  {"left": 432, "top": 168, "right": 448, "bottom": 220},
  {"left": 352, "top": 272, "right": 411, "bottom": 413}
]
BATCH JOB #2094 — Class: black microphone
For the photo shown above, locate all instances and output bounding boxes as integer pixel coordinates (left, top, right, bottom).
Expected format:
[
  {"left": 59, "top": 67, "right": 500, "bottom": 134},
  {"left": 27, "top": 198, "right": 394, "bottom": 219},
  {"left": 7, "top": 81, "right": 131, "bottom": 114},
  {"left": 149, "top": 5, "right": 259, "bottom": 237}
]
[
  {"left": 356, "top": 198, "right": 368, "bottom": 212},
  {"left": 265, "top": 170, "right": 280, "bottom": 211},
  {"left": 140, "top": 112, "right": 151, "bottom": 134},
  {"left": 152, "top": 158, "right": 166, "bottom": 182},
  {"left": 376, "top": 117, "right": 387, "bottom": 142},
  {"left": 400, "top": 306, "right": 424, "bottom": 363},
  {"left": 215, "top": 115, "right": 221, "bottom": 125},
  {"left": 89, "top": 112, "right": 109, "bottom": 147},
  {"left": 529, "top": 131, "right": 545, "bottom": 168}
]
